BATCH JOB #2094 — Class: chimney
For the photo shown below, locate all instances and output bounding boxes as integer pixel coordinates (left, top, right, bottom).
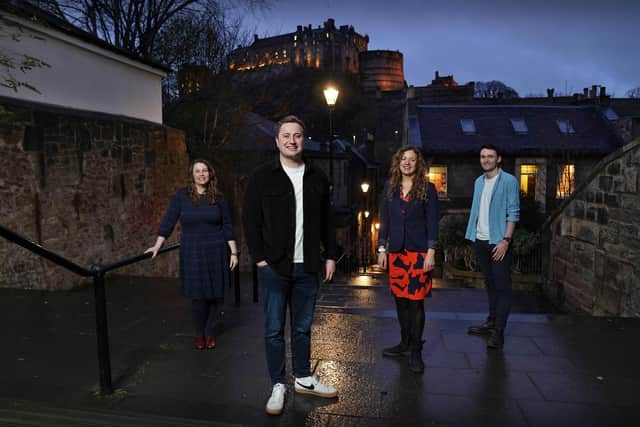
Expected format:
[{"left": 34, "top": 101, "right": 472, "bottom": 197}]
[
  {"left": 253, "top": 34, "right": 259, "bottom": 43},
  {"left": 600, "top": 86, "right": 607, "bottom": 98},
  {"left": 297, "top": 25, "right": 302, "bottom": 32},
  {"left": 591, "top": 85, "right": 598, "bottom": 98},
  {"left": 547, "top": 88, "right": 554, "bottom": 98},
  {"left": 435, "top": 70, "right": 439, "bottom": 79},
  {"left": 583, "top": 88, "right": 589, "bottom": 97}
]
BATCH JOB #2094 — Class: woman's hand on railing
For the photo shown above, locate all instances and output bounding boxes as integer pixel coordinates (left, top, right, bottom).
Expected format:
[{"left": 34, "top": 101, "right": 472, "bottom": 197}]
[
  {"left": 144, "top": 236, "right": 165, "bottom": 259},
  {"left": 229, "top": 254, "right": 238, "bottom": 270},
  {"left": 144, "top": 245, "right": 160, "bottom": 259}
]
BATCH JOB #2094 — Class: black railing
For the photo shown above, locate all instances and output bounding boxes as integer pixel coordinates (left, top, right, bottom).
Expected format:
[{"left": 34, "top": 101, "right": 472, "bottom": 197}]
[{"left": 0, "top": 223, "right": 183, "bottom": 395}]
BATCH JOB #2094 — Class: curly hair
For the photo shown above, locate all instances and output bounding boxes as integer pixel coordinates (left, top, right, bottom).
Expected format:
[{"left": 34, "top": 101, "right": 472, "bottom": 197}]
[
  {"left": 386, "top": 146, "right": 430, "bottom": 201},
  {"left": 187, "top": 158, "right": 221, "bottom": 205}
]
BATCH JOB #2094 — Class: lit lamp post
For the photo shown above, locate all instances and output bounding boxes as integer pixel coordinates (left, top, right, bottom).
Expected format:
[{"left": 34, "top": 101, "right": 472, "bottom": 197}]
[
  {"left": 363, "top": 210, "right": 370, "bottom": 273},
  {"left": 323, "top": 85, "right": 339, "bottom": 191},
  {"left": 360, "top": 182, "right": 370, "bottom": 273}
]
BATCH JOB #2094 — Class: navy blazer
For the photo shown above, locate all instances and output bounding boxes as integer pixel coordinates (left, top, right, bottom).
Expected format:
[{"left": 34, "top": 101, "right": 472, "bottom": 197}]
[{"left": 377, "top": 181, "right": 439, "bottom": 253}]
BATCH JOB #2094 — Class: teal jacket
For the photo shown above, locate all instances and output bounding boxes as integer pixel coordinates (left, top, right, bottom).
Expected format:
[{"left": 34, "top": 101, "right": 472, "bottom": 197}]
[{"left": 465, "top": 169, "right": 520, "bottom": 244}]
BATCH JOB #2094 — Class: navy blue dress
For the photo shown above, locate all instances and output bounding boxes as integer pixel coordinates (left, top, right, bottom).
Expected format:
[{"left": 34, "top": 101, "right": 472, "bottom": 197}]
[{"left": 158, "top": 188, "right": 236, "bottom": 299}]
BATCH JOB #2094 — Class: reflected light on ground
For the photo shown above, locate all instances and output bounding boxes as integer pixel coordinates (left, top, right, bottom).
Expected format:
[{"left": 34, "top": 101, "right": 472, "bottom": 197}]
[{"left": 352, "top": 275, "right": 374, "bottom": 287}]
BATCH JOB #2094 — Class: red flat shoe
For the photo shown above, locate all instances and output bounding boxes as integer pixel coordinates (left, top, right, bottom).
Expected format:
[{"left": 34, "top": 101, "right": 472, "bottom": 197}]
[
  {"left": 205, "top": 336, "right": 216, "bottom": 349},
  {"left": 194, "top": 336, "right": 205, "bottom": 350}
]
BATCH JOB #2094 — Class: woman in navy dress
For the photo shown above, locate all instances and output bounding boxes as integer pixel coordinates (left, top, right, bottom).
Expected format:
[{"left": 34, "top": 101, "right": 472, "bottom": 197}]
[
  {"left": 377, "top": 146, "right": 439, "bottom": 373},
  {"left": 146, "top": 159, "right": 238, "bottom": 350}
]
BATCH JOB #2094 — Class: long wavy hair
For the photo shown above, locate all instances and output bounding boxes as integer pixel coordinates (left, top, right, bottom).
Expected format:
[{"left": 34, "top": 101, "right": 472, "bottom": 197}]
[
  {"left": 187, "top": 158, "right": 221, "bottom": 205},
  {"left": 386, "top": 146, "right": 429, "bottom": 201}
]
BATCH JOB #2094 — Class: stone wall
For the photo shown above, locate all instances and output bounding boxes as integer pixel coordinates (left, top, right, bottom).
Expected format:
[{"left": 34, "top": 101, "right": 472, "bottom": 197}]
[
  {"left": 0, "top": 101, "right": 188, "bottom": 290},
  {"left": 545, "top": 139, "right": 640, "bottom": 317}
]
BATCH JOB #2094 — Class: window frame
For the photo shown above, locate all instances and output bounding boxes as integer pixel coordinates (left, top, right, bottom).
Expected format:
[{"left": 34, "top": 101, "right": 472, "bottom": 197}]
[
  {"left": 427, "top": 165, "right": 448, "bottom": 198},
  {"left": 460, "top": 118, "right": 476, "bottom": 135}
]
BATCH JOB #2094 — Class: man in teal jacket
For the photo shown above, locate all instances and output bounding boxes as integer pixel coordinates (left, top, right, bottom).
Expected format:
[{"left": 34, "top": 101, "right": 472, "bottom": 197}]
[{"left": 465, "top": 144, "right": 520, "bottom": 349}]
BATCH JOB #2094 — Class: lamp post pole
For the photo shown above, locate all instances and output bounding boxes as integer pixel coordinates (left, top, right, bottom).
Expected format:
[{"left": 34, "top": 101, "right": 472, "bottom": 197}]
[
  {"left": 323, "top": 85, "right": 339, "bottom": 195},
  {"left": 328, "top": 107, "right": 333, "bottom": 190},
  {"left": 360, "top": 182, "right": 370, "bottom": 274}
]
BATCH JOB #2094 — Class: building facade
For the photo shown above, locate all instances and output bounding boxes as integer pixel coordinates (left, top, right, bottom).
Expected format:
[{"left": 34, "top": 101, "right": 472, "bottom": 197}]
[
  {"left": 228, "top": 19, "right": 369, "bottom": 80},
  {"left": 0, "top": 2, "right": 167, "bottom": 123},
  {"left": 410, "top": 104, "right": 624, "bottom": 215}
]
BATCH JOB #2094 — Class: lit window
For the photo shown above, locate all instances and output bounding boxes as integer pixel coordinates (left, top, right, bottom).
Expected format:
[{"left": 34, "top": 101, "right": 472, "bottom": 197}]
[
  {"left": 520, "top": 164, "right": 538, "bottom": 196},
  {"left": 294, "top": 35, "right": 297, "bottom": 41},
  {"left": 557, "top": 119, "right": 575, "bottom": 134},
  {"left": 460, "top": 119, "right": 476, "bottom": 135},
  {"left": 428, "top": 165, "right": 448, "bottom": 198},
  {"left": 603, "top": 107, "right": 619, "bottom": 121},
  {"left": 510, "top": 118, "right": 528, "bottom": 134},
  {"left": 556, "top": 164, "right": 575, "bottom": 198}
]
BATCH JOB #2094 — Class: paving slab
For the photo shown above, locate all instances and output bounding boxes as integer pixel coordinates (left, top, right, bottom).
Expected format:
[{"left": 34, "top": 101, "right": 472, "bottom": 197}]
[{"left": 1, "top": 273, "right": 640, "bottom": 426}]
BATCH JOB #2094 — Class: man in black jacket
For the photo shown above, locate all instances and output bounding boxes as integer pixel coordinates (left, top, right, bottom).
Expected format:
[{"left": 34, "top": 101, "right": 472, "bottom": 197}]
[{"left": 242, "top": 115, "right": 338, "bottom": 416}]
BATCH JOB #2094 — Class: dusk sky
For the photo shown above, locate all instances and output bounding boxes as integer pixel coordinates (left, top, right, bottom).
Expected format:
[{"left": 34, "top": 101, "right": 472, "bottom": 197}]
[{"left": 243, "top": 0, "right": 640, "bottom": 97}]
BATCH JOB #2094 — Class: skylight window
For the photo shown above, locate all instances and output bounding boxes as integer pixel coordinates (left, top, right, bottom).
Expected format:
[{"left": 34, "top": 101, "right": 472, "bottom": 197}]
[
  {"left": 510, "top": 118, "right": 528, "bottom": 134},
  {"left": 556, "top": 119, "right": 575, "bottom": 134},
  {"left": 603, "top": 107, "right": 619, "bottom": 121},
  {"left": 460, "top": 118, "right": 476, "bottom": 135}
]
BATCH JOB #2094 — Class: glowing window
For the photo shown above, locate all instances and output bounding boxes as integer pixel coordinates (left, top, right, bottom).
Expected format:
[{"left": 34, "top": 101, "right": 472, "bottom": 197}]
[
  {"left": 520, "top": 164, "right": 538, "bottom": 196},
  {"left": 428, "top": 165, "right": 448, "bottom": 198},
  {"left": 557, "top": 119, "right": 575, "bottom": 134},
  {"left": 460, "top": 119, "right": 476, "bottom": 135},
  {"left": 556, "top": 164, "right": 575, "bottom": 198}
]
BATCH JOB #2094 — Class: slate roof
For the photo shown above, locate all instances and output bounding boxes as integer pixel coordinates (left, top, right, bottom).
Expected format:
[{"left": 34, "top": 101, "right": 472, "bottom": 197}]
[
  {"left": 225, "top": 112, "right": 348, "bottom": 155},
  {"left": 411, "top": 105, "right": 622, "bottom": 155}
]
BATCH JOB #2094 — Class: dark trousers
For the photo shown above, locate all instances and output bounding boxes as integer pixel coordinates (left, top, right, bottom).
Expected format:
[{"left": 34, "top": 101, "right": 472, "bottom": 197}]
[
  {"left": 258, "top": 263, "right": 319, "bottom": 385},
  {"left": 191, "top": 299, "right": 218, "bottom": 337},
  {"left": 395, "top": 297, "right": 425, "bottom": 349},
  {"left": 474, "top": 240, "right": 513, "bottom": 330}
]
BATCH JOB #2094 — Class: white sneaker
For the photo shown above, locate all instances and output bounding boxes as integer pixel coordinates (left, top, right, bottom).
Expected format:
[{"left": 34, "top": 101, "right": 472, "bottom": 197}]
[
  {"left": 265, "top": 383, "right": 286, "bottom": 415},
  {"left": 294, "top": 375, "right": 338, "bottom": 398}
]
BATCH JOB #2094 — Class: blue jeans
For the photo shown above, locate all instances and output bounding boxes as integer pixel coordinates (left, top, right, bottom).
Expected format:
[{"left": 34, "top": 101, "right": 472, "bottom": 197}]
[
  {"left": 474, "top": 240, "right": 513, "bottom": 330},
  {"left": 258, "top": 263, "right": 319, "bottom": 385}
]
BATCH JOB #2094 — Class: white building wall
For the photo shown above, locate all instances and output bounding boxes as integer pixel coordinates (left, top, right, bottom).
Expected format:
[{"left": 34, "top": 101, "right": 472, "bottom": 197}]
[{"left": 0, "top": 13, "right": 165, "bottom": 123}]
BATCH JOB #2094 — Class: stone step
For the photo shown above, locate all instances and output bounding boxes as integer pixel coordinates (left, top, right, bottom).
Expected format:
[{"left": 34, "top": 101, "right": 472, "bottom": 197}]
[{"left": 0, "top": 399, "right": 239, "bottom": 427}]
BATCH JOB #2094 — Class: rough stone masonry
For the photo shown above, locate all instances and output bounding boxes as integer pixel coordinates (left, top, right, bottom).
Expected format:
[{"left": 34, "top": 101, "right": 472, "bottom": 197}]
[
  {"left": 547, "top": 139, "right": 640, "bottom": 317},
  {"left": 0, "top": 102, "right": 189, "bottom": 290}
]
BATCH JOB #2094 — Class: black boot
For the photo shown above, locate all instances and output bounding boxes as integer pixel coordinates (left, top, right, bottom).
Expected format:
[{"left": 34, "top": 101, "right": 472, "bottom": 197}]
[
  {"left": 468, "top": 318, "right": 496, "bottom": 336},
  {"left": 407, "top": 299, "right": 425, "bottom": 373},
  {"left": 487, "top": 328, "right": 504, "bottom": 349},
  {"left": 383, "top": 298, "right": 411, "bottom": 357},
  {"left": 408, "top": 341, "right": 425, "bottom": 373},
  {"left": 383, "top": 342, "right": 410, "bottom": 357}
]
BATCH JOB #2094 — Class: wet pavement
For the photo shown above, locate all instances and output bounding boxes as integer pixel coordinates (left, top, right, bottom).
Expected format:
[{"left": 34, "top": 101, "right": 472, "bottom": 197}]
[{"left": 1, "top": 272, "right": 640, "bottom": 426}]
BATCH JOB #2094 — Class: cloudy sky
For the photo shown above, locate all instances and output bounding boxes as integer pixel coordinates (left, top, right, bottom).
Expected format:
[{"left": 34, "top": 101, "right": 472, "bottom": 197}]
[{"left": 243, "top": 0, "right": 639, "bottom": 97}]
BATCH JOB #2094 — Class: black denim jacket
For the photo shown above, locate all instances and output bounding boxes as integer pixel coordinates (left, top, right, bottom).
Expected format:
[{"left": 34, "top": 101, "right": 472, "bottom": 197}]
[{"left": 242, "top": 159, "right": 337, "bottom": 276}]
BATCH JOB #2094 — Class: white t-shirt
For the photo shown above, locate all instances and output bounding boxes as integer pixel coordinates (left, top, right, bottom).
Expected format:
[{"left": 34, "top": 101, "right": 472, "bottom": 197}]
[
  {"left": 476, "top": 174, "right": 498, "bottom": 240},
  {"left": 282, "top": 162, "right": 305, "bottom": 262}
]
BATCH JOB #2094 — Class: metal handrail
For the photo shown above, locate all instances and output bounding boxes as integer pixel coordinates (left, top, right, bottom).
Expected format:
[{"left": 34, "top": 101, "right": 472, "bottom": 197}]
[
  {"left": 0, "top": 225, "right": 92, "bottom": 277},
  {"left": 0, "top": 222, "right": 182, "bottom": 395},
  {"left": 98, "top": 244, "right": 180, "bottom": 273}
]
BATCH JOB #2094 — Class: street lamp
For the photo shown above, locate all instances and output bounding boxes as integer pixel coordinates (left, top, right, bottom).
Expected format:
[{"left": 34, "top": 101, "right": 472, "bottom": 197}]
[{"left": 323, "top": 85, "right": 339, "bottom": 191}]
